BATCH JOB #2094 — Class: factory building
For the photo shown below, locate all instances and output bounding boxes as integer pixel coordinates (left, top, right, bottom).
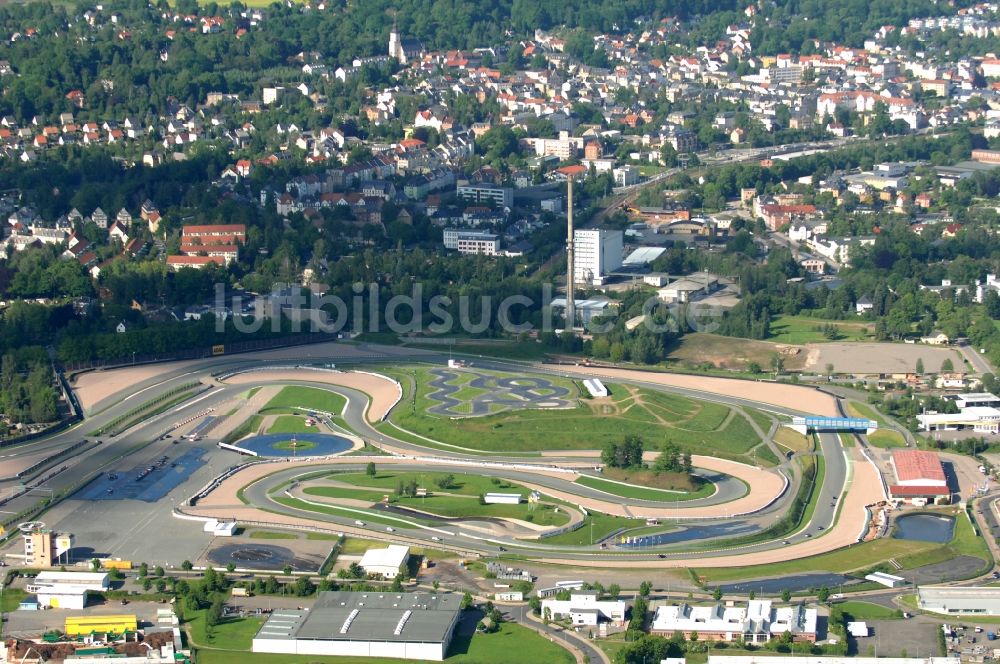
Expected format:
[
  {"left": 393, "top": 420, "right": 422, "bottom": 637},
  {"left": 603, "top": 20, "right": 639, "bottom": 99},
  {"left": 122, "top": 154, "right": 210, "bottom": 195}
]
[
  {"left": 573, "top": 229, "right": 623, "bottom": 285},
  {"left": 359, "top": 545, "right": 410, "bottom": 579},
  {"left": 540, "top": 591, "right": 628, "bottom": 627},
  {"left": 918, "top": 586, "right": 1000, "bottom": 615},
  {"left": 26, "top": 571, "right": 108, "bottom": 610},
  {"left": 252, "top": 591, "right": 461, "bottom": 661},
  {"left": 917, "top": 392, "right": 1000, "bottom": 433}
]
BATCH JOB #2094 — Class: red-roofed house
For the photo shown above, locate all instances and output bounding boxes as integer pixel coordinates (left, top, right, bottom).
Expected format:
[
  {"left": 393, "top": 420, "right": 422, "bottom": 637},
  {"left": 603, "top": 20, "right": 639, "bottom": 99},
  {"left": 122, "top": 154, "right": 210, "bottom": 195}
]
[
  {"left": 553, "top": 165, "right": 587, "bottom": 180},
  {"left": 888, "top": 450, "right": 950, "bottom": 505}
]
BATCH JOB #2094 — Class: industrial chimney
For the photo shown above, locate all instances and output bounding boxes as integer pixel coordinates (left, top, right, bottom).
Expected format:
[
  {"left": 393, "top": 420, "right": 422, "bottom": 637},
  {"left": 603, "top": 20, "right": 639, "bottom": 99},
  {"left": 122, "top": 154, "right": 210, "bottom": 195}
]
[{"left": 565, "top": 178, "right": 575, "bottom": 331}]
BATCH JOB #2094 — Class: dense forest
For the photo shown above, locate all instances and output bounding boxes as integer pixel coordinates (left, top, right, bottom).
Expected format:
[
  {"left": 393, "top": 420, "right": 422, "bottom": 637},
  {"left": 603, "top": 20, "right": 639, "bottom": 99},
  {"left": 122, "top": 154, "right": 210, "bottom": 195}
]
[{"left": 751, "top": 0, "right": 968, "bottom": 53}]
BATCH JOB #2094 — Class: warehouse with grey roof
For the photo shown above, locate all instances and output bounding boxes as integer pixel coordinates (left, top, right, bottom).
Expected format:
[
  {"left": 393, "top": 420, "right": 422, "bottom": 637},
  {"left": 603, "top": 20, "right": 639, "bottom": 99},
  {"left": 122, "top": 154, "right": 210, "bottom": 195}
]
[{"left": 251, "top": 591, "right": 462, "bottom": 661}]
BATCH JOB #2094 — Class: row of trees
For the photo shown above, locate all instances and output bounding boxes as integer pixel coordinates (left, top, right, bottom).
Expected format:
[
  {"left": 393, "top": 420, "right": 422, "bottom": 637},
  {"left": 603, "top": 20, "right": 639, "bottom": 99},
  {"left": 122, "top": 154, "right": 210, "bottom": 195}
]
[
  {"left": 600, "top": 435, "right": 645, "bottom": 469},
  {"left": 0, "top": 353, "right": 58, "bottom": 425},
  {"left": 653, "top": 442, "right": 693, "bottom": 474}
]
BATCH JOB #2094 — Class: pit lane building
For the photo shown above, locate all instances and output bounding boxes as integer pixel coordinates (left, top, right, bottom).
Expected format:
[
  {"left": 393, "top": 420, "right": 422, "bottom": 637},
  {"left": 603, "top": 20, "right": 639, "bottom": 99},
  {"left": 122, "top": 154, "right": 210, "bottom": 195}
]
[{"left": 251, "top": 591, "right": 461, "bottom": 661}]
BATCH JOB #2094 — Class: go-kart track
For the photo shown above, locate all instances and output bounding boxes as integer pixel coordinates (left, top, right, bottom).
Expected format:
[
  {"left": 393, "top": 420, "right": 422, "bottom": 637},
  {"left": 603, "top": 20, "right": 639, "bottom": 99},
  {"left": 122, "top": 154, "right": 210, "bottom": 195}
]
[
  {"left": 0, "top": 339, "right": 887, "bottom": 572},
  {"left": 424, "top": 368, "right": 574, "bottom": 415}
]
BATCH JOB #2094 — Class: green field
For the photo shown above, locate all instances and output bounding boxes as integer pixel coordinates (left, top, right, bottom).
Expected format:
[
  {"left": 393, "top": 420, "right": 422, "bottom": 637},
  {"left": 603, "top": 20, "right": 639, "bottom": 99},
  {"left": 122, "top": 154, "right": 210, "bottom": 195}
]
[
  {"left": 266, "top": 415, "right": 315, "bottom": 435},
  {"left": 193, "top": 621, "right": 573, "bottom": 664},
  {"left": 754, "top": 444, "right": 780, "bottom": 466},
  {"left": 247, "top": 530, "right": 298, "bottom": 539},
  {"left": 746, "top": 408, "right": 774, "bottom": 434},
  {"left": 774, "top": 427, "right": 813, "bottom": 454},
  {"left": 697, "top": 508, "right": 990, "bottom": 584},
  {"left": 0, "top": 588, "right": 27, "bottom": 613},
  {"left": 575, "top": 474, "right": 718, "bottom": 502},
  {"left": 261, "top": 385, "right": 347, "bottom": 416},
  {"left": 846, "top": 401, "right": 886, "bottom": 424},
  {"left": 387, "top": 368, "right": 762, "bottom": 459},
  {"left": 331, "top": 471, "right": 519, "bottom": 497},
  {"left": 305, "top": 484, "right": 573, "bottom": 527},
  {"left": 867, "top": 429, "right": 907, "bottom": 448},
  {"left": 768, "top": 315, "right": 871, "bottom": 344},
  {"left": 845, "top": 402, "right": 907, "bottom": 447},
  {"left": 187, "top": 609, "right": 264, "bottom": 651},
  {"left": 305, "top": 471, "right": 570, "bottom": 527},
  {"left": 835, "top": 600, "right": 902, "bottom": 620},
  {"left": 694, "top": 538, "right": 937, "bottom": 584}
]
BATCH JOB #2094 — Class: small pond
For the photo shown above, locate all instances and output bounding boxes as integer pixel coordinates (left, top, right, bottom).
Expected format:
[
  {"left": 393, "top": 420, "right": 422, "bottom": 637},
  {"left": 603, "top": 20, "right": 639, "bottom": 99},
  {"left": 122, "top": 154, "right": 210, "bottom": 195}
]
[{"left": 893, "top": 513, "right": 955, "bottom": 543}]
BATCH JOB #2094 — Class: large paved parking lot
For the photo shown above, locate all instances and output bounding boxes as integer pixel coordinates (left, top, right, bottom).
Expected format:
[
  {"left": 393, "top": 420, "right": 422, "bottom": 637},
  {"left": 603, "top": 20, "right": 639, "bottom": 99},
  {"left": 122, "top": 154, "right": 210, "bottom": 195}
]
[
  {"left": 850, "top": 616, "right": 943, "bottom": 657},
  {"left": 2, "top": 440, "right": 245, "bottom": 568}
]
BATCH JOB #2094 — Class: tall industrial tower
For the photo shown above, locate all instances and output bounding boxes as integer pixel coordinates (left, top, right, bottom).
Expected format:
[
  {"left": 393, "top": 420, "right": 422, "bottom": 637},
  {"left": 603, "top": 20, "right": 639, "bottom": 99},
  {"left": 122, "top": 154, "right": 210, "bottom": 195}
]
[{"left": 565, "top": 178, "right": 575, "bottom": 332}]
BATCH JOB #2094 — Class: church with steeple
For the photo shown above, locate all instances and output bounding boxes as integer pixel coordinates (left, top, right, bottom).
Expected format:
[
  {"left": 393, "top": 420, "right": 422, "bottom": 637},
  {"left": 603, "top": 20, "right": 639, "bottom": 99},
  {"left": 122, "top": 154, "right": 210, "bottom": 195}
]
[{"left": 388, "top": 21, "right": 424, "bottom": 64}]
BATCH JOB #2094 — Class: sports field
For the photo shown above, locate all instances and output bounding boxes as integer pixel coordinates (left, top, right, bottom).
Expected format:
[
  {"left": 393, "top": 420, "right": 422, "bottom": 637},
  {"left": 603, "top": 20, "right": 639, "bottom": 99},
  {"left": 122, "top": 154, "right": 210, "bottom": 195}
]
[{"left": 260, "top": 385, "right": 347, "bottom": 415}]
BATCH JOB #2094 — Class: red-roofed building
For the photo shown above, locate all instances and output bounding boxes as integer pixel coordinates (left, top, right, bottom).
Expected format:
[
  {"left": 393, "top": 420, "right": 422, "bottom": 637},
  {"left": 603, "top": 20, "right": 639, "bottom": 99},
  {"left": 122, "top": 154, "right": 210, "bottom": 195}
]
[
  {"left": 181, "top": 224, "right": 246, "bottom": 243},
  {"left": 166, "top": 255, "right": 225, "bottom": 271},
  {"left": 889, "top": 450, "right": 950, "bottom": 505},
  {"left": 553, "top": 165, "right": 587, "bottom": 180}
]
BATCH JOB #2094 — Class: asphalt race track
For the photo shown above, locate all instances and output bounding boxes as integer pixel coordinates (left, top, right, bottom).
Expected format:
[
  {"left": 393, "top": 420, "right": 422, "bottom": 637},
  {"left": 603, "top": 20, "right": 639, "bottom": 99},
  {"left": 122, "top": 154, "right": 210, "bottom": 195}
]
[{"left": 0, "top": 341, "right": 868, "bottom": 571}]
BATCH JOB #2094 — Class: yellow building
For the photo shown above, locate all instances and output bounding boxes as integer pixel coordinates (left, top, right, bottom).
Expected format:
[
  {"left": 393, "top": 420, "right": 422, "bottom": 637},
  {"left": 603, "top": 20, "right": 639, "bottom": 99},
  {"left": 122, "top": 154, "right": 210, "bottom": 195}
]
[{"left": 65, "top": 615, "right": 138, "bottom": 636}]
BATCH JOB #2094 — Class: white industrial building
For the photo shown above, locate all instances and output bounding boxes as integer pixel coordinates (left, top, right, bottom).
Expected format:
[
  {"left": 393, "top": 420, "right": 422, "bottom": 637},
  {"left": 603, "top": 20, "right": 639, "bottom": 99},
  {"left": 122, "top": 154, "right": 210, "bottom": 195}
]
[
  {"left": 651, "top": 601, "right": 818, "bottom": 643},
  {"left": 917, "top": 407, "right": 1000, "bottom": 433},
  {"left": 540, "top": 591, "right": 627, "bottom": 626},
  {"left": 202, "top": 520, "right": 237, "bottom": 537},
  {"left": 584, "top": 378, "right": 609, "bottom": 398},
  {"left": 657, "top": 273, "right": 720, "bottom": 304},
  {"left": 574, "top": 229, "right": 623, "bottom": 285},
  {"left": 917, "top": 392, "right": 1000, "bottom": 433},
  {"left": 359, "top": 545, "right": 410, "bottom": 579},
  {"left": 865, "top": 572, "right": 906, "bottom": 588},
  {"left": 848, "top": 622, "right": 870, "bottom": 637},
  {"left": 26, "top": 571, "right": 109, "bottom": 610},
  {"left": 252, "top": 591, "right": 461, "bottom": 661},
  {"left": 953, "top": 393, "right": 1000, "bottom": 408},
  {"left": 549, "top": 297, "right": 614, "bottom": 326},
  {"left": 483, "top": 493, "right": 522, "bottom": 505},
  {"left": 918, "top": 586, "right": 1000, "bottom": 615}
]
